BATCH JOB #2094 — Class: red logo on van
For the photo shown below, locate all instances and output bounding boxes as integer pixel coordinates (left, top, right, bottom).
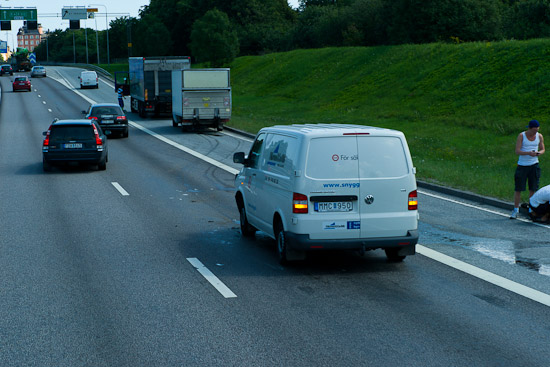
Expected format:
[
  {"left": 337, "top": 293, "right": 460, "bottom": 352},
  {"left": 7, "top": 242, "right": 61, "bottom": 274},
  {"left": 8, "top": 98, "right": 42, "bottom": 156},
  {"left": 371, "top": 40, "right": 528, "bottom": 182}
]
[{"left": 332, "top": 154, "right": 339, "bottom": 161}]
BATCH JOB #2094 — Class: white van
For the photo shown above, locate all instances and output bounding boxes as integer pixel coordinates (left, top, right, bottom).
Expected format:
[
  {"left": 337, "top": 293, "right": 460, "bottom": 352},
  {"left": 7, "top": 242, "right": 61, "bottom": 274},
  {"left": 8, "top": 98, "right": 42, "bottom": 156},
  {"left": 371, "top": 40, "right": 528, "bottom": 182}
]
[
  {"left": 233, "top": 124, "right": 419, "bottom": 263},
  {"left": 79, "top": 71, "right": 99, "bottom": 89}
]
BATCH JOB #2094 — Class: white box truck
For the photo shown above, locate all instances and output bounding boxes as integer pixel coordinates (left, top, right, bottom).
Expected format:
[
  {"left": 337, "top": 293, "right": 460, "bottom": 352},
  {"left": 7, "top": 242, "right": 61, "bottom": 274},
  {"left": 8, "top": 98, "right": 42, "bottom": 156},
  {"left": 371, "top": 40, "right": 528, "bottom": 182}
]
[
  {"left": 115, "top": 56, "right": 191, "bottom": 118},
  {"left": 171, "top": 68, "right": 231, "bottom": 131}
]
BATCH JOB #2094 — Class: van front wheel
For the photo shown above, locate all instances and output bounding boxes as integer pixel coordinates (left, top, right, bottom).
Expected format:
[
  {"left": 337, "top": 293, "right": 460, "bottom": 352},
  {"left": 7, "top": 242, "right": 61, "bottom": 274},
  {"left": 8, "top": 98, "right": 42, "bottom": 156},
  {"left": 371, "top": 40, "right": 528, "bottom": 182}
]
[{"left": 239, "top": 206, "right": 256, "bottom": 237}]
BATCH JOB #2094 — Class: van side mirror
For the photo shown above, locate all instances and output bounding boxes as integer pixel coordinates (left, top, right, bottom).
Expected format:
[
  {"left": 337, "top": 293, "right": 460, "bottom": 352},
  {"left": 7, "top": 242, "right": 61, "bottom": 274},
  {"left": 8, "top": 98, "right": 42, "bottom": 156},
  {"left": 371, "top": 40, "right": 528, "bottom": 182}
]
[
  {"left": 233, "top": 152, "right": 246, "bottom": 165},
  {"left": 81, "top": 110, "right": 86, "bottom": 114}
]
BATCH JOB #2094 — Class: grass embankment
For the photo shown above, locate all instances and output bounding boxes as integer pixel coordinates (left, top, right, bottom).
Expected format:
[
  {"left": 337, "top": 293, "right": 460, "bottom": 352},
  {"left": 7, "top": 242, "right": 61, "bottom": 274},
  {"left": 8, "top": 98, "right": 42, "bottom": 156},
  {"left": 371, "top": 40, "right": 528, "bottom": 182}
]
[{"left": 229, "top": 40, "right": 550, "bottom": 202}]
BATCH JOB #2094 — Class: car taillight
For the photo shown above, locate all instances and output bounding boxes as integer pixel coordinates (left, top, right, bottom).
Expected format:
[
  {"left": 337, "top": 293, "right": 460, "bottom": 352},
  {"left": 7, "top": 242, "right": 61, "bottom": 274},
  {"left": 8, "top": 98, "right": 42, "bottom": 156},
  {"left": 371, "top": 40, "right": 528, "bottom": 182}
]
[
  {"left": 88, "top": 116, "right": 98, "bottom": 120},
  {"left": 293, "top": 193, "right": 308, "bottom": 214},
  {"left": 93, "top": 125, "right": 103, "bottom": 151},
  {"left": 116, "top": 116, "right": 127, "bottom": 121},
  {"left": 183, "top": 98, "right": 189, "bottom": 107},
  {"left": 408, "top": 190, "right": 418, "bottom": 210},
  {"left": 42, "top": 127, "right": 51, "bottom": 148},
  {"left": 223, "top": 97, "right": 230, "bottom": 107}
]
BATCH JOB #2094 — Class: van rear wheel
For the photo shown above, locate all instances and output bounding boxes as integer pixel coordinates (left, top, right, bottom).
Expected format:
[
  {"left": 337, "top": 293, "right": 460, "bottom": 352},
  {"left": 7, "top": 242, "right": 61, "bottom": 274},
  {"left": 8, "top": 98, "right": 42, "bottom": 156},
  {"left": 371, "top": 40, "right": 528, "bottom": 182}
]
[
  {"left": 276, "top": 227, "right": 289, "bottom": 265},
  {"left": 385, "top": 248, "right": 406, "bottom": 262},
  {"left": 239, "top": 206, "right": 256, "bottom": 237}
]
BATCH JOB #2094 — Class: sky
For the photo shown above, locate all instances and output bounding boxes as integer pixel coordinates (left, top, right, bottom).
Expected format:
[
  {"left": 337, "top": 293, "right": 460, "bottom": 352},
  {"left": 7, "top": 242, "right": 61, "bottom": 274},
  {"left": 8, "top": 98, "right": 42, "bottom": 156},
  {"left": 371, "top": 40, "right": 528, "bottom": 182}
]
[
  {"left": 1, "top": 0, "right": 300, "bottom": 50},
  {"left": 0, "top": 0, "right": 150, "bottom": 49}
]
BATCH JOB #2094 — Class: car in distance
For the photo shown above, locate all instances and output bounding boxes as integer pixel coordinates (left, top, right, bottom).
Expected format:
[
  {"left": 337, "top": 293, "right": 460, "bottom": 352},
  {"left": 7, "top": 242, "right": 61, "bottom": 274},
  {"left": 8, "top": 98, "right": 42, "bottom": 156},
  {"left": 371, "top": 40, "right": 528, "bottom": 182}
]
[
  {"left": 12, "top": 76, "right": 31, "bottom": 92},
  {"left": 0, "top": 64, "right": 13, "bottom": 76},
  {"left": 78, "top": 70, "right": 99, "bottom": 89},
  {"left": 30, "top": 65, "right": 46, "bottom": 77},
  {"left": 82, "top": 103, "right": 129, "bottom": 138},
  {"left": 42, "top": 119, "right": 109, "bottom": 172},
  {"left": 233, "top": 124, "right": 419, "bottom": 264}
]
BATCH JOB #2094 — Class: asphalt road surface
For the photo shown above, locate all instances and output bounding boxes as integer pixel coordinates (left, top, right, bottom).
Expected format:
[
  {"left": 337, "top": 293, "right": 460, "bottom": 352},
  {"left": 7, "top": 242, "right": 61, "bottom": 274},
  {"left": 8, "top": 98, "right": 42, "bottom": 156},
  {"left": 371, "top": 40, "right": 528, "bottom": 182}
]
[{"left": 0, "top": 66, "right": 549, "bottom": 367}]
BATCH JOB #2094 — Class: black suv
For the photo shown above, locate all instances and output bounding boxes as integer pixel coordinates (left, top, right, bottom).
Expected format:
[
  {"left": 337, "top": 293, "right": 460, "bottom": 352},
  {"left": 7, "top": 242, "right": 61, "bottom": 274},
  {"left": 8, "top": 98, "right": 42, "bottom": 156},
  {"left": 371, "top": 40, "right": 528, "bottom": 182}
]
[
  {"left": 83, "top": 103, "right": 128, "bottom": 138},
  {"left": 0, "top": 64, "right": 13, "bottom": 76},
  {"left": 42, "top": 119, "right": 109, "bottom": 171}
]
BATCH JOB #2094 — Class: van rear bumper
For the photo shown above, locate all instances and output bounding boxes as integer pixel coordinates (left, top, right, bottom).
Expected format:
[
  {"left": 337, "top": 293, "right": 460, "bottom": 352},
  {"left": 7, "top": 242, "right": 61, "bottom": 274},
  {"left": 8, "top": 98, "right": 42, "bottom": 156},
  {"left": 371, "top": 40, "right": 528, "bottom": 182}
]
[{"left": 286, "top": 230, "right": 418, "bottom": 253}]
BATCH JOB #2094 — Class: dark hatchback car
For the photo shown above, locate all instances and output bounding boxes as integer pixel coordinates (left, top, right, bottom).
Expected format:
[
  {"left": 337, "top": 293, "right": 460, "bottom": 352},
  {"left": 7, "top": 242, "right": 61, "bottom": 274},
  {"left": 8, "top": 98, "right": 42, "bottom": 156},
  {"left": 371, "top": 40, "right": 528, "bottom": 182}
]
[
  {"left": 83, "top": 103, "right": 128, "bottom": 138},
  {"left": 42, "top": 119, "right": 109, "bottom": 172},
  {"left": 0, "top": 64, "right": 13, "bottom": 76}
]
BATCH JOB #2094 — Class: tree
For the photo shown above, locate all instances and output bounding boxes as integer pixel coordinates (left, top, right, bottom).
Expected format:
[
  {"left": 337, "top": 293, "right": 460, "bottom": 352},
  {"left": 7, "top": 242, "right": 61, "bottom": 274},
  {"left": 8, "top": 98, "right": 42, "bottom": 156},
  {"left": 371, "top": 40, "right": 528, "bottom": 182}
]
[
  {"left": 189, "top": 9, "right": 239, "bottom": 66},
  {"left": 108, "top": 17, "right": 133, "bottom": 60},
  {"left": 132, "top": 14, "right": 172, "bottom": 56}
]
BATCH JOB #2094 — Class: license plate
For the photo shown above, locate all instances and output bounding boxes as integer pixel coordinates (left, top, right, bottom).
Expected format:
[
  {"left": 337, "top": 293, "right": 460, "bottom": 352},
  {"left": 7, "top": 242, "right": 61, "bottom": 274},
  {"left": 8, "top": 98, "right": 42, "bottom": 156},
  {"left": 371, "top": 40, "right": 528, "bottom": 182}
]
[
  {"left": 102, "top": 119, "right": 114, "bottom": 124},
  {"left": 315, "top": 202, "right": 353, "bottom": 212},
  {"left": 63, "top": 143, "right": 83, "bottom": 149}
]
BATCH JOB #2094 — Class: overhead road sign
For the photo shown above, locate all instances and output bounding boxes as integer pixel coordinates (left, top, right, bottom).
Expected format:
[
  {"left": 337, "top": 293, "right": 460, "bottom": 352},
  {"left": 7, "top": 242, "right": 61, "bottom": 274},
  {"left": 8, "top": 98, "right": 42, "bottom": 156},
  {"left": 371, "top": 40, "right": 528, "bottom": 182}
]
[
  {"left": 62, "top": 7, "right": 87, "bottom": 20},
  {"left": 0, "top": 8, "right": 37, "bottom": 21}
]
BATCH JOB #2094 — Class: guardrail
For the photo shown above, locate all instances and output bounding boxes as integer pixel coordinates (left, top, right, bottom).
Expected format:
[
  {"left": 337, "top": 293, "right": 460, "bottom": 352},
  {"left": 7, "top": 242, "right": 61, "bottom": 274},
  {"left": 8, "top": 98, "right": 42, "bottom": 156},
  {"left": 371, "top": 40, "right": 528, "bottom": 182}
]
[{"left": 39, "top": 62, "right": 114, "bottom": 81}]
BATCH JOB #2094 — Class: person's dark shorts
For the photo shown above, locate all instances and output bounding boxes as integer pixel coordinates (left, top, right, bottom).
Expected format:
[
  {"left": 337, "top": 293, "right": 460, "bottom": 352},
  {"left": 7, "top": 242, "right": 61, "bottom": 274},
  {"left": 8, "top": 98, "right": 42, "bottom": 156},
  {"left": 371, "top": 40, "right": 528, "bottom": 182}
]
[
  {"left": 530, "top": 202, "right": 550, "bottom": 216},
  {"left": 515, "top": 163, "right": 540, "bottom": 192}
]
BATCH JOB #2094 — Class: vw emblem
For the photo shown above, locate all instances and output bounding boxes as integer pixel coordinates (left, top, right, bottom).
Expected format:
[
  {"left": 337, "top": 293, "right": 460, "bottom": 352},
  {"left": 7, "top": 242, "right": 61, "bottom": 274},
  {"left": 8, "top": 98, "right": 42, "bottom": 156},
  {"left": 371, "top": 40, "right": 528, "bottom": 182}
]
[{"left": 364, "top": 195, "right": 374, "bottom": 205}]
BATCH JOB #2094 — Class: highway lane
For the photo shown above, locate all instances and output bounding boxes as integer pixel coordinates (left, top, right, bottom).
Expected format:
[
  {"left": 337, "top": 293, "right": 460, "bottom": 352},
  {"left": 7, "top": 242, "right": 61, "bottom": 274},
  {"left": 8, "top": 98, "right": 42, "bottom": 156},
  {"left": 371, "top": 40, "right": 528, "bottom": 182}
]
[{"left": 0, "top": 68, "right": 549, "bottom": 366}]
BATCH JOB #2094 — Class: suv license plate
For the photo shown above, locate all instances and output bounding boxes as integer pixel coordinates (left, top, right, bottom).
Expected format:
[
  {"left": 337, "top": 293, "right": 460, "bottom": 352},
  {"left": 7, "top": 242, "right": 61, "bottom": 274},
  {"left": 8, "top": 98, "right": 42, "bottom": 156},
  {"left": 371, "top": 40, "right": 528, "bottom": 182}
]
[
  {"left": 63, "top": 143, "right": 83, "bottom": 149},
  {"left": 315, "top": 202, "right": 353, "bottom": 212}
]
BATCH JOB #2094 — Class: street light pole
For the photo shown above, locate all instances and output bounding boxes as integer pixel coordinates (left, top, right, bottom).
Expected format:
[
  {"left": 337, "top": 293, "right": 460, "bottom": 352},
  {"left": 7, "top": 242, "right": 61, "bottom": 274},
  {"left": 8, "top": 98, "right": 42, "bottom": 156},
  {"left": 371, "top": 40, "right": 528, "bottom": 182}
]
[
  {"left": 94, "top": 15, "right": 99, "bottom": 64},
  {"left": 89, "top": 4, "right": 109, "bottom": 65}
]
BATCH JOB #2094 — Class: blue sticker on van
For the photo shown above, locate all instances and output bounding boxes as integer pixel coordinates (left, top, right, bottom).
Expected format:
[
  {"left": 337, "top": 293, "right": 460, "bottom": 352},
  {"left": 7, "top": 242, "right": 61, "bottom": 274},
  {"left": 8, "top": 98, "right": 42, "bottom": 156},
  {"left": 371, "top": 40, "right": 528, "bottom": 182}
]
[{"left": 347, "top": 221, "right": 360, "bottom": 229}]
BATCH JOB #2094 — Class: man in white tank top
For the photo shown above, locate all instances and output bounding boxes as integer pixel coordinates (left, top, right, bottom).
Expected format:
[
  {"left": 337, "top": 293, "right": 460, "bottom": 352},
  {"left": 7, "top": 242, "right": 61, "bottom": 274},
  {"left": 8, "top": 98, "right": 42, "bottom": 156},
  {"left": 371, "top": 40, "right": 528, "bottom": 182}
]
[{"left": 511, "top": 120, "right": 545, "bottom": 219}]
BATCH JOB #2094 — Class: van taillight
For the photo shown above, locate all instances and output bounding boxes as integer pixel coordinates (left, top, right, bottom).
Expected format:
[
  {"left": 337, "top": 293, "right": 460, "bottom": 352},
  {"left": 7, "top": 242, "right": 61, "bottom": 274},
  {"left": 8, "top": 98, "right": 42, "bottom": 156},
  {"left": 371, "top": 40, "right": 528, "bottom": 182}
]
[
  {"left": 293, "top": 193, "right": 308, "bottom": 213},
  {"left": 408, "top": 190, "right": 418, "bottom": 210}
]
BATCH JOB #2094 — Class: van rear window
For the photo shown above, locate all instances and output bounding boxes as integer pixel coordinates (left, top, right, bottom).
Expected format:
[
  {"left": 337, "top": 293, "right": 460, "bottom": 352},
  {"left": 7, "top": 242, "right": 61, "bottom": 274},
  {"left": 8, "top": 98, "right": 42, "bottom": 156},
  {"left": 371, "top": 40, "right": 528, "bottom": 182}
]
[
  {"left": 306, "top": 136, "right": 409, "bottom": 179},
  {"left": 357, "top": 136, "right": 409, "bottom": 178},
  {"left": 306, "top": 137, "right": 359, "bottom": 179}
]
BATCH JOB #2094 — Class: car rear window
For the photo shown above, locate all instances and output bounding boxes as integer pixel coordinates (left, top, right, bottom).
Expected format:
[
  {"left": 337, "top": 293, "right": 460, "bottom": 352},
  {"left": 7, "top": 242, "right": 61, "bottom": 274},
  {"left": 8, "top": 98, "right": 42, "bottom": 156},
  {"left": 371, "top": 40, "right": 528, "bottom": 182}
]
[
  {"left": 49, "top": 125, "right": 95, "bottom": 142},
  {"left": 91, "top": 106, "right": 122, "bottom": 115},
  {"left": 15, "top": 77, "right": 26, "bottom": 81}
]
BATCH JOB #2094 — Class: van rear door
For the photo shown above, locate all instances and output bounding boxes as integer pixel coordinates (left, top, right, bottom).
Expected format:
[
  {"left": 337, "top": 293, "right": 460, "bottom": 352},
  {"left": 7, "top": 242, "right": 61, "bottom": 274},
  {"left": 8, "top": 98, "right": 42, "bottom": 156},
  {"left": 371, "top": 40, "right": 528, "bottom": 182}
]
[
  {"left": 305, "top": 136, "right": 361, "bottom": 240},
  {"left": 356, "top": 135, "right": 415, "bottom": 238}
]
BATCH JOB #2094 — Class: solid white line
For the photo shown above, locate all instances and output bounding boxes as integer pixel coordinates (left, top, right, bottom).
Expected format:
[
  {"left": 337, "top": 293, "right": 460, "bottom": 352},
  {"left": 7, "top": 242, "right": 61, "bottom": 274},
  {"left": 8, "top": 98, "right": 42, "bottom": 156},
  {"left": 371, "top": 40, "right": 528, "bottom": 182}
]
[
  {"left": 111, "top": 182, "right": 129, "bottom": 196},
  {"left": 128, "top": 121, "right": 240, "bottom": 175},
  {"left": 417, "top": 245, "right": 550, "bottom": 307},
  {"left": 186, "top": 257, "right": 237, "bottom": 298},
  {"left": 419, "top": 190, "right": 550, "bottom": 228}
]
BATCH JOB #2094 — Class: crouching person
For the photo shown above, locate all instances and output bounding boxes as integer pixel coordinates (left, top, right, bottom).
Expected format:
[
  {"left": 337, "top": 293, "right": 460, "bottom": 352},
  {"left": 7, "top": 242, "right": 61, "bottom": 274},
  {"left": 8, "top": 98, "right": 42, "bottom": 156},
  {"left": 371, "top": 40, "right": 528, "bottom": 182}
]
[{"left": 529, "top": 184, "right": 550, "bottom": 223}]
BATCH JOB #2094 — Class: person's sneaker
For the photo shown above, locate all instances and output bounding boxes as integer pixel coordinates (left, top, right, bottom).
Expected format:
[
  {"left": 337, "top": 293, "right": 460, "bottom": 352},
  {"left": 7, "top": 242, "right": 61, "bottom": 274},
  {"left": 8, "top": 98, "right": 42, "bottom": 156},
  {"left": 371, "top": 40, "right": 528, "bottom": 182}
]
[{"left": 510, "top": 209, "right": 519, "bottom": 219}]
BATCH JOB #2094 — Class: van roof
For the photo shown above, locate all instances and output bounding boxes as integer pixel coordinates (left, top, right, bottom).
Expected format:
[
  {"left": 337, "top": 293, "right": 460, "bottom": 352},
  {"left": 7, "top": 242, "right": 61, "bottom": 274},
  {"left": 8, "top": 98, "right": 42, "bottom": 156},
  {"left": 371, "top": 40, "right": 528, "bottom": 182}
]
[{"left": 259, "top": 124, "right": 404, "bottom": 137}]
